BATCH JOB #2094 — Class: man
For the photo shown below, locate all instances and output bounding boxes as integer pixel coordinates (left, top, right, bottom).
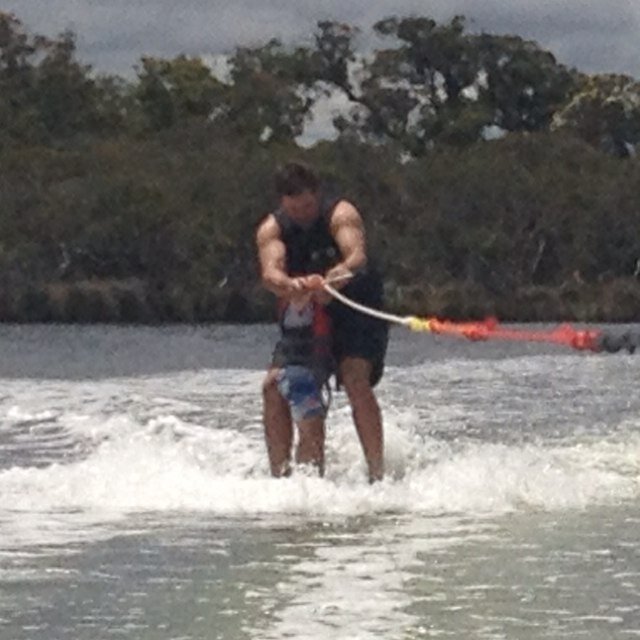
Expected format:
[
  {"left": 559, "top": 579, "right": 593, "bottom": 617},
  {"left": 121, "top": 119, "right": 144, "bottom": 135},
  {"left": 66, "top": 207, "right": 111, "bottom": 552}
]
[{"left": 256, "top": 161, "right": 388, "bottom": 482}]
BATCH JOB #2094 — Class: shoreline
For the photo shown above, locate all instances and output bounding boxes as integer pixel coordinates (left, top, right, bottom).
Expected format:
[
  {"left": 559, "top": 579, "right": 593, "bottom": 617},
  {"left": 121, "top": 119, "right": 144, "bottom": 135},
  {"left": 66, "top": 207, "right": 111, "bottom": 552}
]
[{"left": 2, "top": 277, "right": 639, "bottom": 324}]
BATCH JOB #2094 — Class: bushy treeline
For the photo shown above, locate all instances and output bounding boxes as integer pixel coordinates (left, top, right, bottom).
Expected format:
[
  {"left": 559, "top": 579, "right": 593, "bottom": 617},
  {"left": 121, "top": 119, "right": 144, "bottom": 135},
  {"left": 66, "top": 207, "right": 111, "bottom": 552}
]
[{"left": 1, "top": 12, "right": 640, "bottom": 323}]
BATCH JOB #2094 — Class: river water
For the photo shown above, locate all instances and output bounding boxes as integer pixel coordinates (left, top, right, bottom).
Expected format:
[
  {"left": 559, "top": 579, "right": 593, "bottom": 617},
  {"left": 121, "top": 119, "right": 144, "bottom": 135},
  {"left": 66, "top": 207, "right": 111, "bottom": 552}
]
[{"left": 1, "top": 323, "right": 639, "bottom": 639}]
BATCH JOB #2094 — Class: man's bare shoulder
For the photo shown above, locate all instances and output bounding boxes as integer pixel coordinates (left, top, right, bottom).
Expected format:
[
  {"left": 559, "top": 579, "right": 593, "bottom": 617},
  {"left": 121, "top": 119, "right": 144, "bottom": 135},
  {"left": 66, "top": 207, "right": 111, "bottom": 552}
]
[
  {"left": 256, "top": 214, "right": 280, "bottom": 246},
  {"left": 330, "top": 199, "right": 363, "bottom": 228}
]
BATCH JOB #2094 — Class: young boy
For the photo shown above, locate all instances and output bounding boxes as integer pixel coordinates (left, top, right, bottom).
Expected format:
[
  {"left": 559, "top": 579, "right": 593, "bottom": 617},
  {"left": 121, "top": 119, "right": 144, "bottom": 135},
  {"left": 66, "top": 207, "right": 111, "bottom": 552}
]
[{"left": 270, "top": 291, "right": 333, "bottom": 476}]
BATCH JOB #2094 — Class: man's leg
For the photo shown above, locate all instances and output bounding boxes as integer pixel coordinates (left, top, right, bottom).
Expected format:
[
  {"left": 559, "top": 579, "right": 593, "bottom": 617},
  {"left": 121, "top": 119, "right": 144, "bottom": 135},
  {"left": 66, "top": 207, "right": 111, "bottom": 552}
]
[
  {"left": 295, "top": 416, "right": 325, "bottom": 476},
  {"left": 262, "top": 368, "right": 293, "bottom": 477},
  {"left": 339, "top": 356, "right": 384, "bottom": 483}
]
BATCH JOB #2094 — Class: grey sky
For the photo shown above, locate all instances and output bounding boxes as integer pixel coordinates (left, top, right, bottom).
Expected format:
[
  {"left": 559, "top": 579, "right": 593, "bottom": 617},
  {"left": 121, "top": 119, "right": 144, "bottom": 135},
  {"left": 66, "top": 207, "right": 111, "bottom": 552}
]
[{"left": 3, "top": 0, "right": 640, "bottom": 79}]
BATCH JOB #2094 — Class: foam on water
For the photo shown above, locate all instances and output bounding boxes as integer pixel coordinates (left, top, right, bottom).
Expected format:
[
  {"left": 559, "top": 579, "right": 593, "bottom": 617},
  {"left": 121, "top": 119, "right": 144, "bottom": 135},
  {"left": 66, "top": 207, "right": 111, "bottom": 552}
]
[
  {"left": 1, "top": 359, "right": 640, "bottom": 550},
  {"left": 1, "top": 404, "right": 639, "bottom": 520}
]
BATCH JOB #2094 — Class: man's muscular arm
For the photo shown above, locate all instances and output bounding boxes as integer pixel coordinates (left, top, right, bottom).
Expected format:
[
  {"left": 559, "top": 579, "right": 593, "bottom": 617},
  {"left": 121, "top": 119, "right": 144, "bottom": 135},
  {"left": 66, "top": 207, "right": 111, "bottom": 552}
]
[
  {"left": 256, "top": 215, "right": 307, "bottom": 300},
  {"left": 325, "top": 200, "right": 368, "bottom": 287}
]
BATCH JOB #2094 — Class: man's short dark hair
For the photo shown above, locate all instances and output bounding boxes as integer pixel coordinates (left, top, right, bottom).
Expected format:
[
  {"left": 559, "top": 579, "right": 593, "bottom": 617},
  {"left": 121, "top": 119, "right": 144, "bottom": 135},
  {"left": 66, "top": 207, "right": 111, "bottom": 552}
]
[{"left": 275, "top": 162, "right": 320, "bottom": 197}]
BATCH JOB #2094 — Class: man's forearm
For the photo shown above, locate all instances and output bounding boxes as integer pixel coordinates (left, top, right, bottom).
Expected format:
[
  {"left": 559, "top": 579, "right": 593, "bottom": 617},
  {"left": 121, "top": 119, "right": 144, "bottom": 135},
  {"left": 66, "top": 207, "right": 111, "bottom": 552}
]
[
  {"left": 340, "top": 252, "right": 367, "bottom": 273},
  {"left": 332, "top": 241, "right": 367, "bottom": 275},
  {"left": 262, "top": 268, "right": 302, "bottom": 299},
  {"left": 324, "top": 253, "right": 367, "bottom": 290}
]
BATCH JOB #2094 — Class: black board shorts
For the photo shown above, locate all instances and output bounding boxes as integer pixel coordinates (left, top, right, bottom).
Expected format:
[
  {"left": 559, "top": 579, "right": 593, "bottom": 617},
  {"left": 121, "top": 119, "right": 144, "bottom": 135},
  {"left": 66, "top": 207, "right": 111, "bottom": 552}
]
[{"left": 328, "top": 270, "right": 389, "bottom": 388}]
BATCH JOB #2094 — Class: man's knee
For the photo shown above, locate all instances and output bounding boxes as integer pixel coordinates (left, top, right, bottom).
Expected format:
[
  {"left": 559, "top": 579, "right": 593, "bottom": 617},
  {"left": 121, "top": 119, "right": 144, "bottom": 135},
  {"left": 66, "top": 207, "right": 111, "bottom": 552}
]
[{"left": 340, "top": 358, "right": 373, "bottom": 396}]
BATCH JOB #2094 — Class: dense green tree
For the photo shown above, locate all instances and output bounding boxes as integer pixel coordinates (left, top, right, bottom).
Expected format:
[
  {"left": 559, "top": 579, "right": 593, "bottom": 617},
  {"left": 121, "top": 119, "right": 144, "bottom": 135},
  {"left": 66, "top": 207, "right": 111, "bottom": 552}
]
[
  {"left": 0, "top": 12, "right": 126, "bottom": 145},
  {"left": 33, "top": 30, "right": 103, "bottom": 138},
  {"left": 134, "top": 55, "right": 225, "bottom": 130},
  {"left": 0, "top": 12, "right": 47, "bottom": 145},
  {"left": 369, "top": 16, "right": 485, "bottom": 149},
  {"left": 476, "top": 33, "right": 577, "bottom": 133},
  {"left": 552, "top": 74, "right": 640, "bottom": 156},
  {"left": 225, "top": 40, "right": 313, "bottom": 142},
  {"left": 312, "top": 17, "right": 578, "bottom": 154}
]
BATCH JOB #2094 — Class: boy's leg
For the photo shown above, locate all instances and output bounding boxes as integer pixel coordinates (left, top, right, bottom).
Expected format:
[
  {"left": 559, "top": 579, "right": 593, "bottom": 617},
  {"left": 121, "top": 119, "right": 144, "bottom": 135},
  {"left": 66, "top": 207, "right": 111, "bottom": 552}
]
[
  {"left": 277, "top": 365, "right": 327, "bottom": 478},
  {"left": 295, "top": 415, "right": 326, "bottom": 476},
  {"left": 262, "top": 368, "right": 293, "bottom": 477}
]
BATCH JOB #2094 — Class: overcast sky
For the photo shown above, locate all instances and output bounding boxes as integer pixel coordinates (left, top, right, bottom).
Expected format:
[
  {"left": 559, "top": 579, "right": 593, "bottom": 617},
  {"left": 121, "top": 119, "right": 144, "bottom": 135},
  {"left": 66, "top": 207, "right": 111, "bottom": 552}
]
[{"left": 3, "top": 0, "right": 640, "bottom": 79}]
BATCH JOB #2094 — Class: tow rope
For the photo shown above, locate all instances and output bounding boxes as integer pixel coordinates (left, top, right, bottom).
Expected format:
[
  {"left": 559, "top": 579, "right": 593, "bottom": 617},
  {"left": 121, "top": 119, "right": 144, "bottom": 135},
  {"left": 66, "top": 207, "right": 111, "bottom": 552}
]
[{"left": 323, "top": 283, "right": 638, "bottom": 354}]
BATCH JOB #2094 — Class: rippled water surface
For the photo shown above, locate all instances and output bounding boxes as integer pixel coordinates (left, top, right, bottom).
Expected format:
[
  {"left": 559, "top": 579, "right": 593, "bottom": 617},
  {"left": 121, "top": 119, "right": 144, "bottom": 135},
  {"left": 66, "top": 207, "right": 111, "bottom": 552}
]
[{"left": 1, "top": 323, "right": 639, "bottom": 639}]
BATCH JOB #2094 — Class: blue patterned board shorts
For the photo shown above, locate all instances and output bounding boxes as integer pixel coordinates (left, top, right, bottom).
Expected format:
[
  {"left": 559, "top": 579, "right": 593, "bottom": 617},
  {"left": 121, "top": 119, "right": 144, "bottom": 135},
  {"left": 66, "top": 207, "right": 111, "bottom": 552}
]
[{"left": 276, "top": 365, "right": 326, "bottom": 422}]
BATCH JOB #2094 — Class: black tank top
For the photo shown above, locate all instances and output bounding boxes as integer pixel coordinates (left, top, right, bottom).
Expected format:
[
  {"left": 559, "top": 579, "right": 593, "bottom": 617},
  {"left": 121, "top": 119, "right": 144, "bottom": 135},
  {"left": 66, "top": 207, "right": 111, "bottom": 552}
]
[{"left": 273, "top": 191, "right": 342, "bottom": 276}]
